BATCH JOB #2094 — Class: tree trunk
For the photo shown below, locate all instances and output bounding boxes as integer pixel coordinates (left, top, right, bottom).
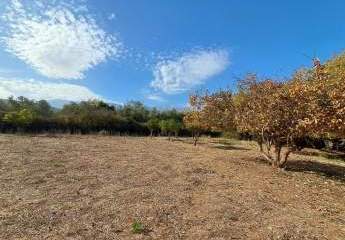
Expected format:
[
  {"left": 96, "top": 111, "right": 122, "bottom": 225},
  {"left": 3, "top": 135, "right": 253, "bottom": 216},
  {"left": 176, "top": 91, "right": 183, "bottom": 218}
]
[
  {"left": 260, "top": 143, "right": 285, "bottom": 168},
  {"left": 258, "top": 140, "right": 263, "bottom": 152},
  {"left": 274, "top": 145, "right": 282, "bottom": 167},
  {"left": 193, "top": 132, "right": 199, "bottom": 146},
  {"left": 279, "top": 148, "right": 292, "bottom": 168}
]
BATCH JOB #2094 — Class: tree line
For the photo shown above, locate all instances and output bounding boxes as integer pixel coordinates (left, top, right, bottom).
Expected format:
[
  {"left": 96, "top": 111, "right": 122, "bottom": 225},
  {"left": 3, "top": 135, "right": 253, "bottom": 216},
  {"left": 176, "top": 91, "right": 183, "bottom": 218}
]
[
  {"left": 0, "top": 98, "right": 190, "bottom": 137},
  {"left": 183, "top": 53, "right": 345, "bottom": 167}
]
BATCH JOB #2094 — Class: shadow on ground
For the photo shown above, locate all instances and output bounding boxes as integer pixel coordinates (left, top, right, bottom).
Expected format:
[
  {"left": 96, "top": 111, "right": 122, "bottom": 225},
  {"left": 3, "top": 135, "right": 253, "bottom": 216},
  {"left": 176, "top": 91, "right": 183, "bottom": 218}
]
[
  {"left": 213, "top": 145, "right": 250, "bottom": 151},
  {"left": 172, "top": 138, "right": 250, "bottom": 150},
  {"left": 254, "top": 156, "right": 345, "bottom": 182},
  {"left": 210, "top": 140, "right": 251, "bottom": 151},
  {"left": 285, "top": 160, "right": 345, "bottom": 182},
  {"left": 295, "top": 149, "right": 345, "bottom": 162}
]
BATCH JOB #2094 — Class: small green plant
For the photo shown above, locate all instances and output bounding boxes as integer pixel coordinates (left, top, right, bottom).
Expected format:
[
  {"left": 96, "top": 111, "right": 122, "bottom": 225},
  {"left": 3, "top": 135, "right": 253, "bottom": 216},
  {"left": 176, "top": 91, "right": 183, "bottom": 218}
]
[{"left": 131, "top": 220, "right": 144, "bottom": 234}]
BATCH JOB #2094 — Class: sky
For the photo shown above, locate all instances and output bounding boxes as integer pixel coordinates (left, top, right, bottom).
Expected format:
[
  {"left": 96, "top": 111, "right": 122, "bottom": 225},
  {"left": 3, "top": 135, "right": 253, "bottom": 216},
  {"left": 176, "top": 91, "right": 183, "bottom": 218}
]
[{"left": 0, "top": 0, "right": 345, "bottom": 108}]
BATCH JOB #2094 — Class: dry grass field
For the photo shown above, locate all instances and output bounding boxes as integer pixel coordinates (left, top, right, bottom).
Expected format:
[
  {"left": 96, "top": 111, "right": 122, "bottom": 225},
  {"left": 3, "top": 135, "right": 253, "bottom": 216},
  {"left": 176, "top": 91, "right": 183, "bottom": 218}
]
[{"left": 0, "top": 135, "right": 344, "bottom": 240}]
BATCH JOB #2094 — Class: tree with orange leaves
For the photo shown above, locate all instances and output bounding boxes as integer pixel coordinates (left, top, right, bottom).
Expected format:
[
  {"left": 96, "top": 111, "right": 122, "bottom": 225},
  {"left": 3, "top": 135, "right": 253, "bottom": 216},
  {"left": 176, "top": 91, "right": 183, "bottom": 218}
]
[
  {"left": 184, "top": 89, "right": 236, "bottom": 146},
  {"left": 312, "top": 53, "right": 345, "bottom": 138},
  {"left": 235, "top": 74, "right": 312, "bottom": 168},
  {"left": 185, "top": 52, "right": 345, "bottom": 166},
  {"left": 183, "top": 93, "right": 208, "bottom": 146},
  {"left": 202, "top": 89, "right": 235, "bottom": 133}
]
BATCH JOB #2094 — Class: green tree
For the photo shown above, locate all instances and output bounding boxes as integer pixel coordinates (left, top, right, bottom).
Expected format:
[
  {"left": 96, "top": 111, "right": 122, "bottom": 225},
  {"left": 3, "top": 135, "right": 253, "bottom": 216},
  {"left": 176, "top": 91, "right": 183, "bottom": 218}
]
[
  {"left": 36, "top": 100, "right": 53, "bottom": 118},
  {"left": 3, "top": 108, "right": 36, "bottom": 131},
  {"left": 147, "top": 118, "right": 160, "bottom": 137},
  {"left": 167, "top": 119, "right": 182, "bottom": 138},
  {"left": 159, "top": 120, "right": 169, "bottom": 136}
]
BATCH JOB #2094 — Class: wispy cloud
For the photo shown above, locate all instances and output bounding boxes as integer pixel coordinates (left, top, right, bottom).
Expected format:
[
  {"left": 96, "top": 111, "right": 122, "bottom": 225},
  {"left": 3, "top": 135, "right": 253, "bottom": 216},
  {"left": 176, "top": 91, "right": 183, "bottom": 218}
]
[
  {"left": 0, "top": 78, "right": 104, "bottom": 102},
  {"left": 1, "top": 0, "right": 122, "bottom": 80},
  {"left": 108, "top": 13, "right": 116, "bottom": 20},
  {"left": 151, "top": 49, "right": 230, "bottom": 94},
  {"left": 146, "top": 94, "right": 165, "bottom": 102},
  {"left": 0, "top": 68, "right": 19, "bottom": 76}
]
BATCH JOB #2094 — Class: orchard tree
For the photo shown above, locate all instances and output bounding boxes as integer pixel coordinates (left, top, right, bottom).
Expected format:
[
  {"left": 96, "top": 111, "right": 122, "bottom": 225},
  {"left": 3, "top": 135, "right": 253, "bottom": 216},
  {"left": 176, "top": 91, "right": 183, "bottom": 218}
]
[
  {"left": 184, "top": 90, "right": 236, "bottom": 146},
  {"left": 282, "top": 54, "right": 345, "bottom": 142},
  {"left": 263, "top": 79, "right": 312, "bottom": 167},
  {"left": 312, "top": 53, "right": 345, "bottom": 138},
  {"left": 202, "top": 89, "right": 235, "bottom": 133},
  {"left": 234, "top": 75, "right": 312, "bottom": 168},
  {"left": 183, "top": 93, "right": 208, "bottom": 146},
  {"left": 234, "top": 75, "right": 280, "bottom": 152}
]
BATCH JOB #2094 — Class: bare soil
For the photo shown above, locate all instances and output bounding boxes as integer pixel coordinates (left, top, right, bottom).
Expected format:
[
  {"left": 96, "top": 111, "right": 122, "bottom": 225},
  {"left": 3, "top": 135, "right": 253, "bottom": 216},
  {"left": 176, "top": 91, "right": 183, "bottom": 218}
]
[{"left": 0, "top": 135, "right": 344, "bottom": 240}]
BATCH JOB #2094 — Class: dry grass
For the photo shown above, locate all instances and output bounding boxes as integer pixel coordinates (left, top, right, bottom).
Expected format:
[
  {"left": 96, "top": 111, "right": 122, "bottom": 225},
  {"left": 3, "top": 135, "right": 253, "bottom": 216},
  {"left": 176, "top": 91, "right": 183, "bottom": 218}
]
[{"left": 0, "top": 135, "right": 344, "bottom": 240}]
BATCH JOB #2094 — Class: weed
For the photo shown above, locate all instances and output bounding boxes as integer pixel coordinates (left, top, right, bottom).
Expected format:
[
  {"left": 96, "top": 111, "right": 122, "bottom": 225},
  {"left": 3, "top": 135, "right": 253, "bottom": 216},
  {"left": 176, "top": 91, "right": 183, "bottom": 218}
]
[{"left": 131, "top": 220, "right": 144, "bottom": 234}]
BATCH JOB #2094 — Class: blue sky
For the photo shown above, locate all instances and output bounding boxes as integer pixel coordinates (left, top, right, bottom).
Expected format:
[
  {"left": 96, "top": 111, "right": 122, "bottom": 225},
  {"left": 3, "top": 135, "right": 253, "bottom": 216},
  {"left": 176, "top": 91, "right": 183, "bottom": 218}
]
[{"left": 0, "top": 0, "right": 345, "bottom": 108}]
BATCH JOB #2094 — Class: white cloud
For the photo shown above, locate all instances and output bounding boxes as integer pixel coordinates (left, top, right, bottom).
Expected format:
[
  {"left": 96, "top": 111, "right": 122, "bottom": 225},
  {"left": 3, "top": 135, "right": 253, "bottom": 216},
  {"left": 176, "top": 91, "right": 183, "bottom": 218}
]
[
  {"left": 151, "top": 49, "right": 230, "bottom": 94},
  {"left": 1, "top": 0, "right": 122, "bottom": 80},
  {"left": 0, "top": 78, "right": 103, "bottom": 102},
  {"left": 146, "top": 94, "right": 165, "bottom": 102}
]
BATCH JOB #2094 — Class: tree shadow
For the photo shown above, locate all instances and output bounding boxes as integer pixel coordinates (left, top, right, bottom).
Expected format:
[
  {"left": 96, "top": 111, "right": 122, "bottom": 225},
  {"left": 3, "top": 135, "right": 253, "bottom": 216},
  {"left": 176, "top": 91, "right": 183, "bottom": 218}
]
[
  {"left": 213, "top": 145, "right": 250, "bottom": 151},
  {"left": 284, "top": 160, "right": 345, "bottom": 182},
  {"left": 253, "top": 156, "right": 345, "bottom": 182},
  {"left": 210, "top": 140, "right": 250, "bottom": 151},
  {"left": 173, "top": 138, "right": 241, "bottom": 149},
  {"left": 295, "top": 149, "right": 345, "bottom": 162}
]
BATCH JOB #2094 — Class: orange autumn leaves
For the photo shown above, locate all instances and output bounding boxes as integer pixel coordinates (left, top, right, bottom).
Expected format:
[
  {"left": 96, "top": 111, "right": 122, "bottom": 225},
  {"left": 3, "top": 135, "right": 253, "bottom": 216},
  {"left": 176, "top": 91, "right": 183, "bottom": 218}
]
[{"left": 184, "top": 52, "right": 345, "bottom": 167}]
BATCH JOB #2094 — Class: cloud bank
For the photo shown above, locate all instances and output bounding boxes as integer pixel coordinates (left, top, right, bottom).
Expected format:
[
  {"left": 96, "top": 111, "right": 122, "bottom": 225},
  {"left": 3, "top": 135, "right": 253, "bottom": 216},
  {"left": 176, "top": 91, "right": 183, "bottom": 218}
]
[
  {"left": 151, "top": 49, "right": 230, "bottom": 94},
  {"left": 1, "top": 0, "right": 122, "bottom": 80},
  {"left": 0, "top": 78, "right": 103, "bottom": 102}
]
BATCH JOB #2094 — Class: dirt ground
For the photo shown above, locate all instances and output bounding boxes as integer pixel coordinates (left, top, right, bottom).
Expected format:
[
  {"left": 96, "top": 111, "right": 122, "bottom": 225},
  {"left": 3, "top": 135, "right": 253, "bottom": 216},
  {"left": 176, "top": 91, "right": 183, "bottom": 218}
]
[{"left": 0, "top": 135, "right": 344, "bottom": 240}]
